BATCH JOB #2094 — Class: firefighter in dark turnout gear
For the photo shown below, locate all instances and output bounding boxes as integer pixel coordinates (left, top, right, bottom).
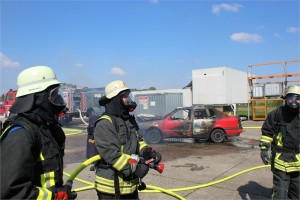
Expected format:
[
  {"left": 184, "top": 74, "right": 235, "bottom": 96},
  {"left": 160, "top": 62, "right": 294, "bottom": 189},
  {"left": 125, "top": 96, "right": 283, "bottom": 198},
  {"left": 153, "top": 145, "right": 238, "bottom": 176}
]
[
  {"left": 94, "top": 80, "right": 162, "bottom": 199},
  {"left": 259, "top": 85, "right": 300, "bottom": 200},
  {"left": 0, "top": 66, "right": 77, "bottom": 200}
]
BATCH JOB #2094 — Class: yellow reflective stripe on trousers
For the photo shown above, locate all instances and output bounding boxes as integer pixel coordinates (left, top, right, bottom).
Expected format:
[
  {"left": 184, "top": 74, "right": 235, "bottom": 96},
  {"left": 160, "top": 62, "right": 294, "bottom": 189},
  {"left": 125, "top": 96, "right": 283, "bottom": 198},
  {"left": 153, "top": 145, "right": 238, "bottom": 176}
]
[
  {"left": 39, "top": 152, "right": 55, "bottom": 188},
  {"left": 139, "top": 141, "right": 147, "bottom": 151},
  {"left": 37, "top": 187, "right": 52, "bottom": 200},
  {"left": 95, "top": 175, "right": 138, "bottom": 195}
]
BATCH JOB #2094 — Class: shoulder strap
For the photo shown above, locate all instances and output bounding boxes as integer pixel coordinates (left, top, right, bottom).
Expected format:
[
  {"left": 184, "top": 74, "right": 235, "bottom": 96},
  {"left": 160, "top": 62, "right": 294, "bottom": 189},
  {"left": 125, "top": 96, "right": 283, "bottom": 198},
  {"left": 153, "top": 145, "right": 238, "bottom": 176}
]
[
  {"left": 95, "top": 113, "right": 119, "bottom": 132},
  {"left": 1, "top": 115, "right": 41, "bottom": 155}
]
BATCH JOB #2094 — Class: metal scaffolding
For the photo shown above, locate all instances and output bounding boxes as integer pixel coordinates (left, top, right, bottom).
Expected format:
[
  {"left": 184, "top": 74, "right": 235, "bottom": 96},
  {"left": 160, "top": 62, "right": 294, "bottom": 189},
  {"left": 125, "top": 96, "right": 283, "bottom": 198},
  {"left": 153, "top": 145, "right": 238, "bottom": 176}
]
[{"left": 247, "top": 60, "right": 300, "bottom": 120}]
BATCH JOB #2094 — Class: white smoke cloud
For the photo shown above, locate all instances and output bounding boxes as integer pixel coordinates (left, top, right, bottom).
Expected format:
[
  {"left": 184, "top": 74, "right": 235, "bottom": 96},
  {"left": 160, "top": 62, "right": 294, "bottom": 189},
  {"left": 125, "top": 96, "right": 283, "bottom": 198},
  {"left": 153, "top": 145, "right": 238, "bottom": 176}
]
[
  {"left": 230, "top": 32, "right": 263, "bottom": 44},
  {"left": 212, "top": 3, "right": 243, "bottom": 14},
  {"left": 111, "top": 67, "right": 126, "bottom": 76},
  {"left": 0, "top": 52, "right": 20, "bottom": 68}
]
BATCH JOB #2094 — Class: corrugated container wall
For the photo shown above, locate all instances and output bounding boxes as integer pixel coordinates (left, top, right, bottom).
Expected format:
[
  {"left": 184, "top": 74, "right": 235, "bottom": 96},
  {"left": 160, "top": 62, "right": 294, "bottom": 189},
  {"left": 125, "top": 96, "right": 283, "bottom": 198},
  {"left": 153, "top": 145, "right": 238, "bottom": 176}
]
[
  {"left": 132, "top": 91, "right": 183, "bottom": 117},
  {"left": 192, "top": 67, "right": 248, "bottom": 105}
]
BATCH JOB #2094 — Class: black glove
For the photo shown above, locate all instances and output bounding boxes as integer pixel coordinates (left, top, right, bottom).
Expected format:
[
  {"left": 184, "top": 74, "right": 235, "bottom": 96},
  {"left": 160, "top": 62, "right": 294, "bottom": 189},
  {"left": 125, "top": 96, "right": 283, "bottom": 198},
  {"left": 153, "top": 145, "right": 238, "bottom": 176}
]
[
  {"left": 134, "top": 163, "right": 149, "bottom": 179},
  {"left": 142, "top": 147, "right": 162, "bottom": 164},
  {"left": 52, "top": 183, "right": 77, "bottom": 200},
  {"left": 260, "top": 150, "right": 270, "bottom": 165}
]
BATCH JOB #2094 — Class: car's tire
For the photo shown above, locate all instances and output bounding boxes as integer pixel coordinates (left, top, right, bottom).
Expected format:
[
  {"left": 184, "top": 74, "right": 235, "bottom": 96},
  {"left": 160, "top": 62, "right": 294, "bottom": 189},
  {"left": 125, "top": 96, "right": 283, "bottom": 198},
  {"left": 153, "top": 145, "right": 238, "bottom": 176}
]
[
  {"left": 146, "top": 128, "right": 163, "bottom": 144},
  {"left": 210, "top": 129, "right": 225, "bottom": 143}
]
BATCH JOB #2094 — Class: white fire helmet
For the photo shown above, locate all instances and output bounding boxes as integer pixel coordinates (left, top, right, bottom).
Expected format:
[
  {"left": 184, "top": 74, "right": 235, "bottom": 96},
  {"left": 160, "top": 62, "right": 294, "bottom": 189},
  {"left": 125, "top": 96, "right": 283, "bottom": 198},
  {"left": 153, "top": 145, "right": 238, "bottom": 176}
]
[
  {"left": 16, "top": 66, "right": 61, "bottom": 97},
  {"left": 104, "top": 80, "right": 129, "bottom": 99},
  {"left": 286, "top": 85, "right": 300, "bottom": 96}
]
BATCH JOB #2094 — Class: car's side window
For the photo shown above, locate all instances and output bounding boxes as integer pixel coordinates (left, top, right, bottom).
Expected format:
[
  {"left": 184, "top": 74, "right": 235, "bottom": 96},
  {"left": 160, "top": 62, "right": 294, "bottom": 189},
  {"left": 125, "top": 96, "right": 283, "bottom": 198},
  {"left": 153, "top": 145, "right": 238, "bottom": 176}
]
[
  {"left": 208, "top": 109, "right": 216, "bottom": 118},
  {"left": 194, "top": 109, "right": 209, "bottom": 119},
  {"left": 171, "top": 109, "right": 190, "bottom": 120}
]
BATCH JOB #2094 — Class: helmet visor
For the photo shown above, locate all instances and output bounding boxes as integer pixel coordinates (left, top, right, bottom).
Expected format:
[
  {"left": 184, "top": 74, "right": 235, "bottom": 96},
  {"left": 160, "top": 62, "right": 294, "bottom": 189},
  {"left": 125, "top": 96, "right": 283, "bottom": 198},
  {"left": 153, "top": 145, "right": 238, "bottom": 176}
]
[
  {"left": 120, "top": 91, "right": 137, "bottom": 112},
  {"left": 48, "top": 86, "right": 66, "bottom": 107}
]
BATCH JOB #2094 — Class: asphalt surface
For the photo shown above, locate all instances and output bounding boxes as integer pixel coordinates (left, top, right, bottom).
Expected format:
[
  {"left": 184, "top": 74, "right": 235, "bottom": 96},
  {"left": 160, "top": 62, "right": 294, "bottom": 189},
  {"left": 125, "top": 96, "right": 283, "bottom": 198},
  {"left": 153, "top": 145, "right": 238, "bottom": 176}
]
[{"left": 1, "top": 116, "right": 271, "bottom": 200}]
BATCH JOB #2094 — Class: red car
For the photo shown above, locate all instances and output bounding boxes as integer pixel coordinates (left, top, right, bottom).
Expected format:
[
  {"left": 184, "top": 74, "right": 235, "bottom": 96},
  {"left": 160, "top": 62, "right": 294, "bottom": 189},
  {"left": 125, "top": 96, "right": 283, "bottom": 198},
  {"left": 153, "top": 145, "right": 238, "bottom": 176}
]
[{"left": 137, "top": 105, "right": 243, "bottom": 144}]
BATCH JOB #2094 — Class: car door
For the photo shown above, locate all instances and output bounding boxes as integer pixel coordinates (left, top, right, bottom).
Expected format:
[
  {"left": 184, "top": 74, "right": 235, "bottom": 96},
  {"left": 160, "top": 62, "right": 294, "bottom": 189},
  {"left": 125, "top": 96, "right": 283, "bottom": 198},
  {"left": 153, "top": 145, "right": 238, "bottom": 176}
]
[
  {"left": 193, "top": 108, "right": 215, "bottom": 138},
  {"left": 161, "top": 108, "right": 193, "bottom": 137}
]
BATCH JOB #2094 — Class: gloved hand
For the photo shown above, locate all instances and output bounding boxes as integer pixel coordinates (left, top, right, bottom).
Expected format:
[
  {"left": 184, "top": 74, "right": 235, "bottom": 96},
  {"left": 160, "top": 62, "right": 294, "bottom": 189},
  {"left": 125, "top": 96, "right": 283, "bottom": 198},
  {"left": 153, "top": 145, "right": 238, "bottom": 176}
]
[
  {"left": 142, "top": 147, "right": 162, "bottom": 164},
  {"left": 134, "top": 163, "right": 149, "bottom": 179},
  {"left": 52, "top": 183, "right": 77, "bottom": 200},
  {"left": 260, "top": 150, "right": 270, "bottom": 165},
  {"left": 128, "top": 154, "right": 140, "bottom": 174}
]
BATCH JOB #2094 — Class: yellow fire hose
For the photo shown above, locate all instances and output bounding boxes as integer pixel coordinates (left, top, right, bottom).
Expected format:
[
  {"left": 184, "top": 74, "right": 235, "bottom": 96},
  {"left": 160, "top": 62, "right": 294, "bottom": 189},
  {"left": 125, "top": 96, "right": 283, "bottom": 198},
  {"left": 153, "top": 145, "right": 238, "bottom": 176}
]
[
  {"left": 64, "top": 155, "right": 270, "bottom": 200},
  {"left": 64, "top": 155, "right": 185, "bottom": 200}
]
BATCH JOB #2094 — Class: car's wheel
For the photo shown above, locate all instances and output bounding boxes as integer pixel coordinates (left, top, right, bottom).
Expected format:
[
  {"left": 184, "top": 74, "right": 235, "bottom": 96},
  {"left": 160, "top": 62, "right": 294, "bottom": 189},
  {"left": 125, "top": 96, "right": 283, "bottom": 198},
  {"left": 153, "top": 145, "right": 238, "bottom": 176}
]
[
  {"left": 146, "top": 128, "right": 162, "bottom": 144},
  {"left": 210, "top": 129, "right": 225, "bottom": 143}
]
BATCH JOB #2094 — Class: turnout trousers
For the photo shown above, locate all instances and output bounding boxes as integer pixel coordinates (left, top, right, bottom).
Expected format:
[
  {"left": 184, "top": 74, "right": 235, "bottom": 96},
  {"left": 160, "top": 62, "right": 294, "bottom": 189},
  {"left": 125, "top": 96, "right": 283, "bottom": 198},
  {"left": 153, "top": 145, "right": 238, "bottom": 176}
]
[{"left": 272, "top": 169, "right": 299, "bottom": 200}]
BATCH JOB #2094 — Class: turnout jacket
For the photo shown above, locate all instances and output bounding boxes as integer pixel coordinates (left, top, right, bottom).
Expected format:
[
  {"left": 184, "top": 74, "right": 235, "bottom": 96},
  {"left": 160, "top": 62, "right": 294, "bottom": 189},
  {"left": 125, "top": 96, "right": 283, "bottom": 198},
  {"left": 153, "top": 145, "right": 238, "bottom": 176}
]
[
  {"left": 94, "top": 114, "right": 148, "bottom": 195},
  {"left": 0, "top": 114, "right": 65, "bottom": 199},
  {"left": 260, "top": 106, "right": 300, "bottom": 172}
]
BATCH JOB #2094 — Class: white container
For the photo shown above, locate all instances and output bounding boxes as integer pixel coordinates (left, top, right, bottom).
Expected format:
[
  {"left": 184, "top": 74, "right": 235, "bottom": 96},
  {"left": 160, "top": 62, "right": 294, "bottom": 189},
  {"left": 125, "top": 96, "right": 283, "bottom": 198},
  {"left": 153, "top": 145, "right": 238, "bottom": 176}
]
[{"left": 192, "top": 67, "right": 248, "bottom": 104}]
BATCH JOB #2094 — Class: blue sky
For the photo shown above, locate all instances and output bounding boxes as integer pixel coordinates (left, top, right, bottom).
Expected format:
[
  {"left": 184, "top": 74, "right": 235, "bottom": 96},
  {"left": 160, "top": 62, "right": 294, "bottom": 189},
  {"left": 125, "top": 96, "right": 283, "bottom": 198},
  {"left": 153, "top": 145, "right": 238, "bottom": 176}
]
[{"left": 1, "top": 0, "right": 299, "bottom": 94}]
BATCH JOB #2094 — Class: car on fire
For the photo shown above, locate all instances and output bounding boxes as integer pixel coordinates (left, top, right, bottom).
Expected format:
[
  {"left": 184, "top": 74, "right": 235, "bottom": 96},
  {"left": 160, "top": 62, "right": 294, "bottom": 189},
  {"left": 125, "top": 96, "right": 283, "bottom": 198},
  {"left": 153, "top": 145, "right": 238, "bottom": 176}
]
[{"left": 137, "top": 105, "right": 243, "bottom": 144}]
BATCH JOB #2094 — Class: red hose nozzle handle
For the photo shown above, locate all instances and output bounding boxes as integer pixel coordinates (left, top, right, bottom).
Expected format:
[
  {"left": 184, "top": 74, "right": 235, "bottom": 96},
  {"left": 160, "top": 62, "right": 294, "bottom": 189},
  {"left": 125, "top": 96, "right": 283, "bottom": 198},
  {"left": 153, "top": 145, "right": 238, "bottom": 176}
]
[
  {"left": 156, "top": 163, "right": 164, "bottom": 173},
  {"left": 150, "top": 163, "right": 164, "bottom": 173}
]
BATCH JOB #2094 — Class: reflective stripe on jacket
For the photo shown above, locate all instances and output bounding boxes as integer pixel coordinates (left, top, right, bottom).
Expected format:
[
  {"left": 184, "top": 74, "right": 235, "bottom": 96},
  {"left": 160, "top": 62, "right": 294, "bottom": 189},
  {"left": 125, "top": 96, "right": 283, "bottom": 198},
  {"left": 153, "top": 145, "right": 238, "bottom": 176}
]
[
  {"left": 94, "top": 114, "right": 148, "bottom": 195},
  {"left": 260, "top": 106, "right": 300, "bottom": 173}
]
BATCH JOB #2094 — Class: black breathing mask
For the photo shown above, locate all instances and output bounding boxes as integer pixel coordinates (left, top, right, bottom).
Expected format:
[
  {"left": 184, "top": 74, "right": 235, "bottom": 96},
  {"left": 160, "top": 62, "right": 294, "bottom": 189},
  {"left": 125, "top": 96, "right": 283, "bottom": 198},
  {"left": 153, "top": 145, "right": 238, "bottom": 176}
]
[
  {"left": 285, "top": 94, "right": 300, "bottom": 111},
  {"left": 120, "top": 90, "right": 137, "bottom": 112},
  {"left": 48, "top": 86, "right": 67, "bottom": 116}
]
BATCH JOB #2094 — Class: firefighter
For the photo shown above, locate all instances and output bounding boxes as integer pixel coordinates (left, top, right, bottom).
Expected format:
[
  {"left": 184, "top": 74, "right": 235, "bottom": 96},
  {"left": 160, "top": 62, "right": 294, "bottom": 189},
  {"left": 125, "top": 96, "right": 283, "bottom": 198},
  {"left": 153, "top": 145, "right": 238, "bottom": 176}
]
[
  {"left": 259, "top": 85, "right": 300, "bottom": 200},
  {"left": 94, "top": 80, "right": 162, "bottom": 199},
  {"left": 0, "top": 66, "right": 77, "bottom": 199},
  {"left": 86, "top": 107, "right": 100, "bottom": 171}
]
